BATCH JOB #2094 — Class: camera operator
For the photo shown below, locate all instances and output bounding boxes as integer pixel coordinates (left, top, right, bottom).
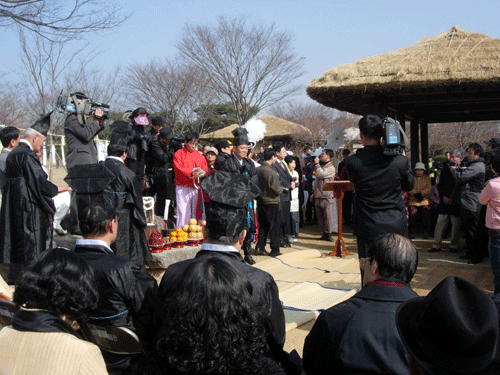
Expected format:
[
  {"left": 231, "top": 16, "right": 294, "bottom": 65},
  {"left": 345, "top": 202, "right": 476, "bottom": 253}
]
[
  {"left": 126, "top": 107, "right": 152, "bottom": 181},
  {"left": 64, "top": 91, "right": 105, "bottom": 235},
  {"left": 148, "top": 126, "right": 177, "bottom": 219},
  {"left": 345, "top": 114, "right": 414, "bottom": 276}
]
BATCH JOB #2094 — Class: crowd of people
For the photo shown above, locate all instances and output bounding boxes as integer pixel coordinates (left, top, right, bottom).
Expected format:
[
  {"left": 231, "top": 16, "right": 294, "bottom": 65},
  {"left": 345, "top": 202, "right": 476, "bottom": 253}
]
[{"left": 0, "top": 105, "right": 499, "bottom": 375}]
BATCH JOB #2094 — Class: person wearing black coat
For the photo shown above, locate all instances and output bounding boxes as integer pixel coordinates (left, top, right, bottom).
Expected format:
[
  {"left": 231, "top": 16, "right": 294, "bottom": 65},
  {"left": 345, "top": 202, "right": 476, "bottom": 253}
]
[
  {"left": 158, "top": 171, "right": 300, "bottom": 374},
  {"left": 103, "top": 144, "right": 151, "bottom": 266},
  {"left": 214, "top": 139, "right": 232, "bottom": 170},
  {"left": 147, "top": 127, "right": 176, "bottom": 218},
  {"left": 345, "top": 115, "right": 414, "bottom": 261},
  {"left": 65, "top": 162, "right": 158, "bottom": 375},
  {"left": 272, "top": 142, "right": 295, "bottom": 248},
  {"left": 430, "top": 150, "right": 462, "bottom": 253},
  {"left": 0, "top": 131, "right": 60, "bottom": 284},
  {"left": 216, "top": 128, "right": 259, "bottom": 265},
  {"left": 74, "top": 208, "right": 157, "bottom": 375},
  {"left": 126, "top": 108, "right": 150, "bottom": 180},
  {"left": 303, "top": 234, "right": 419, "bottom": 375}
]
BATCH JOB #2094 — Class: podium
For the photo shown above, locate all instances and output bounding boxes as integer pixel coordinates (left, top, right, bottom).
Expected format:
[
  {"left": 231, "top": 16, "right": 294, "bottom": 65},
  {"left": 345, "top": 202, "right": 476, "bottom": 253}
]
[{"left": 323, "top": 180, "right": 354, "bottom": 257}]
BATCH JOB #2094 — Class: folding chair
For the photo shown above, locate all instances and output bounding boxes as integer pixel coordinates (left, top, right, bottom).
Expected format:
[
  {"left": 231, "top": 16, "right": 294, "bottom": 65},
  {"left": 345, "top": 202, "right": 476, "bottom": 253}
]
[{"left": 79, "top": 322, "right": 143, "bottom": 354}]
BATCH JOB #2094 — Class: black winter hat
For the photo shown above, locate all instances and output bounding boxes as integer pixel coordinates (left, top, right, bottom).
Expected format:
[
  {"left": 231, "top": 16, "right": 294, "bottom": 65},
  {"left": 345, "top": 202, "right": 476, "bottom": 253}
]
[{"left": 396, "top": 276, "right": 499, "bottom": 375}]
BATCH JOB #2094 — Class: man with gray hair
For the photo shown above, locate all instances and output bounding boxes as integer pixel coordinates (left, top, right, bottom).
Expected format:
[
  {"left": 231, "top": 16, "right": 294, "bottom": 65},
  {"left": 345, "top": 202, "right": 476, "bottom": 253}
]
[
  {"left": 303, "top": 233, "right": 419, "bottom": 375},
  {"left": 0, "top": 117, "right": 69, "bottom": 283}
]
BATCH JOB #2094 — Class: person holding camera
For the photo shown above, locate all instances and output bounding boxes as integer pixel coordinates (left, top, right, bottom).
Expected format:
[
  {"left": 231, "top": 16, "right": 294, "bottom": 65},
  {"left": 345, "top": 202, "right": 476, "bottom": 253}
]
[
  {"left": 345, "top": 115, "right": 414, "bottom": 271},
  {"left": 311, "top": 149, "right": 338, "bottom": 242},
  {"left": 452, "top": 143, "right": 486, "bottom": 264},
  {"left": 64, "top": 92, "right": 106, "bottom": 235},
  {"left": 148, "top": 126, "right": 177, "bottom": 219},
  {"left": 126, "top": 107, "right": 151, "bottom": 181}
]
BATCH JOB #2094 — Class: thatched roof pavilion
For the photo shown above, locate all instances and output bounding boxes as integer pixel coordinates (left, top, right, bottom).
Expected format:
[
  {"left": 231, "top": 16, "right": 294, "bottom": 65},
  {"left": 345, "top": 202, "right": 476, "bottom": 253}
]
[
  {"left": 200, "top": 115, "right": 311, "bottom": 144},
  {"left": 307, "top": 26, "right": 500, "bottom": 165}
]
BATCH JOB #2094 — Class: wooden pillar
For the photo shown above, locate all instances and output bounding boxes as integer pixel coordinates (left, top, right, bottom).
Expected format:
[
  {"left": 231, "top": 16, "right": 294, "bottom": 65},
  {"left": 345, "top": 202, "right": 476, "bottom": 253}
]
[
  {"left": 410, "top": 119, "right": 419, "bottom": 168},
  {"left": 420, "top": 121, "right": 429, "bottom": 169},
  {"left": 396, "top": 112, "right": 406, "bottom": 131}
]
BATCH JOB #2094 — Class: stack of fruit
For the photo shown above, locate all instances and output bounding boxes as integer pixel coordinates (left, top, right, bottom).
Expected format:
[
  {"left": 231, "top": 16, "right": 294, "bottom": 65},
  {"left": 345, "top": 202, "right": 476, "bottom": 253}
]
[
  {"left": 169, "top": 228, "right": 188, "bottom": 248},
  {"left": 180, "top": 219, "right": 203, "bottom": 246},
  {"left": 149, "top": 230, "right": 165, "bottom": 253}
]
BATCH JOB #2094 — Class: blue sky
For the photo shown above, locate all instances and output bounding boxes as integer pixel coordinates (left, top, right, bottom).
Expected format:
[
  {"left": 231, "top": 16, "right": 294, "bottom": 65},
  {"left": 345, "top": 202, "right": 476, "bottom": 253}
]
[{"left": 1, "top": 0, "right": 499, "bottom": 104}]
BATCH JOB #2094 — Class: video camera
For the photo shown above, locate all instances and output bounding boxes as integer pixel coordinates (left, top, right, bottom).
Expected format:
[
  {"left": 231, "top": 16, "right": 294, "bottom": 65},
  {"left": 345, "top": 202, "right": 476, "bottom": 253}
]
[
  {"left": 56, "top": 92, "right": 110, "bottom": 120},
  {"left": 381, "top": 117, "right": 407, "bottom": 156}
]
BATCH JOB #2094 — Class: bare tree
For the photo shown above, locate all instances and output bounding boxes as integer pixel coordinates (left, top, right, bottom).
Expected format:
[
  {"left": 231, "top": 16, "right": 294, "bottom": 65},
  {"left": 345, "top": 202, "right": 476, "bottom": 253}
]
[
  {"left": 270, "top": 102, "right": 359, "bottom": 149},
  {"left": 17, "top": 27, "right": 123, "bottom": 133},
  {"left": 64, "top": 62, "right": 120, "bottom": 105},
  {"left": 177, "top": 17, "right": 306, "bottom": 125},
  {"left": 0, "top": 82, "right": 25, "bottom": 126},
  {"left": 18, "top": 29, "right": 92, "bottom": 118},
  {"left": 0, "top": 0, "right": 127, "bottom": 40},
  {"left": 427, "top": 121, "right": 500, "bottom": 153},
  {"left": 123, "top": 58, "right": 217, "bottom": 134}
]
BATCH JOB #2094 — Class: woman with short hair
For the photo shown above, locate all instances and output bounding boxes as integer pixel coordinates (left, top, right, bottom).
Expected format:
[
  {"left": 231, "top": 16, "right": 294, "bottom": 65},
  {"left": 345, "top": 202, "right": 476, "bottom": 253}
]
[{"left": 0, "top": 247, "right": 108, "bottom": 375}]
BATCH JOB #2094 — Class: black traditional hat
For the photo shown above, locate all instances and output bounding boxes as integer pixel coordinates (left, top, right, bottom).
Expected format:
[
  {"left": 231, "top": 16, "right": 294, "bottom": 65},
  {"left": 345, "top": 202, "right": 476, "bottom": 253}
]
[
  {"left": 232, "top": 127, "right": 250, "bottom": 146},
  {"left": 30, "top": 111, "right": 53, "bottom": 136},
  {"left": 200, "top": 170, "right": 260, "bottom": 238},
  {"left": 109, "top": 120, "right": 132, "bottom": 147},
  {"left": 65, "top": 164, "right": 117, "bottom": 222},
  {"left": 396, "top": 276, "right": 499, "bottom": 375}
]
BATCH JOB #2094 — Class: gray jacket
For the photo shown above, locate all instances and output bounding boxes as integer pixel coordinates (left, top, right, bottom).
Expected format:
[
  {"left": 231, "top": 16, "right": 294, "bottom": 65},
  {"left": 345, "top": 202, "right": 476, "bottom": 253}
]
[
  {"left": 452, "top": 158, "right": 485, "bottom": 212},
  {"left": 0, "top": 148, "right": 11, "bottom": 172},
  {"left": 64, "top": 113, "right": 104, "bottom": 168}
]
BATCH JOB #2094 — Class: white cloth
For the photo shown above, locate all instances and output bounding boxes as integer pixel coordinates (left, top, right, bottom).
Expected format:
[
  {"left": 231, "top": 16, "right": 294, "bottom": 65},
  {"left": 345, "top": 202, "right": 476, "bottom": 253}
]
[
  {"left": 290, "top": 170, "right": 300, "bottom": 212},
  {"left": 53, "top": 191, "right": 70, "bottom": 226}
]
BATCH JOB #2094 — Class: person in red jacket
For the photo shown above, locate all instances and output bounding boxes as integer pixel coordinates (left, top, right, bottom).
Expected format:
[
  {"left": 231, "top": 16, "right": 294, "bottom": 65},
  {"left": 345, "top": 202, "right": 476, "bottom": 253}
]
[{"left": 173, "top": 132, "right": 208, "bottom": 227}]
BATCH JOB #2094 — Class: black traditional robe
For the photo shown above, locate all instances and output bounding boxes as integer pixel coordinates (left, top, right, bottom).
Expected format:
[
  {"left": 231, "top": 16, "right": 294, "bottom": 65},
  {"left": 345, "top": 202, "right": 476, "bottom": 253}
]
[
  {"left": 102, "top": 157, "right": 151, "bottom": 265},
  {"left": 75, "top": 241, "right": 158, "bottom": 375},
  {"left": 0, "top": 142, "right": 58, "bottom": 282}
]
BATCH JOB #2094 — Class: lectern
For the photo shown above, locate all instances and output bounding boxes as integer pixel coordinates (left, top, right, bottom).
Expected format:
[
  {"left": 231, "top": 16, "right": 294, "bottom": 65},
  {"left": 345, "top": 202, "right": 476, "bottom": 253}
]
[{"left": 323, "top": 180, "right": 354, "bottom": 257}]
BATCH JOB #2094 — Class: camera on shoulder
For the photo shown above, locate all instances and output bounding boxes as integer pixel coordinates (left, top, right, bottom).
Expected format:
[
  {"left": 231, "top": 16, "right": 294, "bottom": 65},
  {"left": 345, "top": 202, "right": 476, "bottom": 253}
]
[
  {"left": 381, "top": 117, "right": 407, "bottom": 156},
  {"left": 56, "top": 92, "right": 110, "bottom": 121}
]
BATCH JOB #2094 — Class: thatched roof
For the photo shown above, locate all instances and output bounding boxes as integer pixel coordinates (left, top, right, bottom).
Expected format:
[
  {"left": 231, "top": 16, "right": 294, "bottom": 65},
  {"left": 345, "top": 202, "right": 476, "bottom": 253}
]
[
  {"left": 200, "top": 124, "right": 240, "bottom": 140},
  {"left": 200, "top": 115, "right": 311, "bottom": 141},
  {"left": 307, "top": 26, "right": 500, "bottom": 123}
]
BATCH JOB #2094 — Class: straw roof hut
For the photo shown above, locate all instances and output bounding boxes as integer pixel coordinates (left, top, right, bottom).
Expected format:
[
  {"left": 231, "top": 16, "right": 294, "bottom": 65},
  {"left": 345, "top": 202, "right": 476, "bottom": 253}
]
[
  {"left": 307, "top": 26, "right": 500, "bottom": 165},
  {"left": 308, "top": 26, "right": 500, "bottom": 123},
  {"left": 200, "top": 115, "right": 312, "bottom": 143}
]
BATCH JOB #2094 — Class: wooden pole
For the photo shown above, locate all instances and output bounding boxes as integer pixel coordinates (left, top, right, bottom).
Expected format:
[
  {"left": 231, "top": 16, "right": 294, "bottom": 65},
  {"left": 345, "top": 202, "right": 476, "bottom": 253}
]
[
  {"left": 420, "top": 121, "right": 429, "bottom": 168},
  {"left": 410, "top": 119, "right": 420, "bottom": 167}
]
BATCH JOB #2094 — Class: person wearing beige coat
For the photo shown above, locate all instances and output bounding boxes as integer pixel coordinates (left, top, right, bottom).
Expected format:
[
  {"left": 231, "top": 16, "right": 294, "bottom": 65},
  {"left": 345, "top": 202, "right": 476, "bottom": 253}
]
[
  {"left": 0, "top": 327, "right": 108, "bottom": 375},
  {"left": 408, "top": 162, "right": 432, "bottom": 238},
  {"left": 0, "top": 248, "right": 108, "bottom": 375},
  {"left": 312, "top": 149, "right": 338, "bottom": 242}
]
